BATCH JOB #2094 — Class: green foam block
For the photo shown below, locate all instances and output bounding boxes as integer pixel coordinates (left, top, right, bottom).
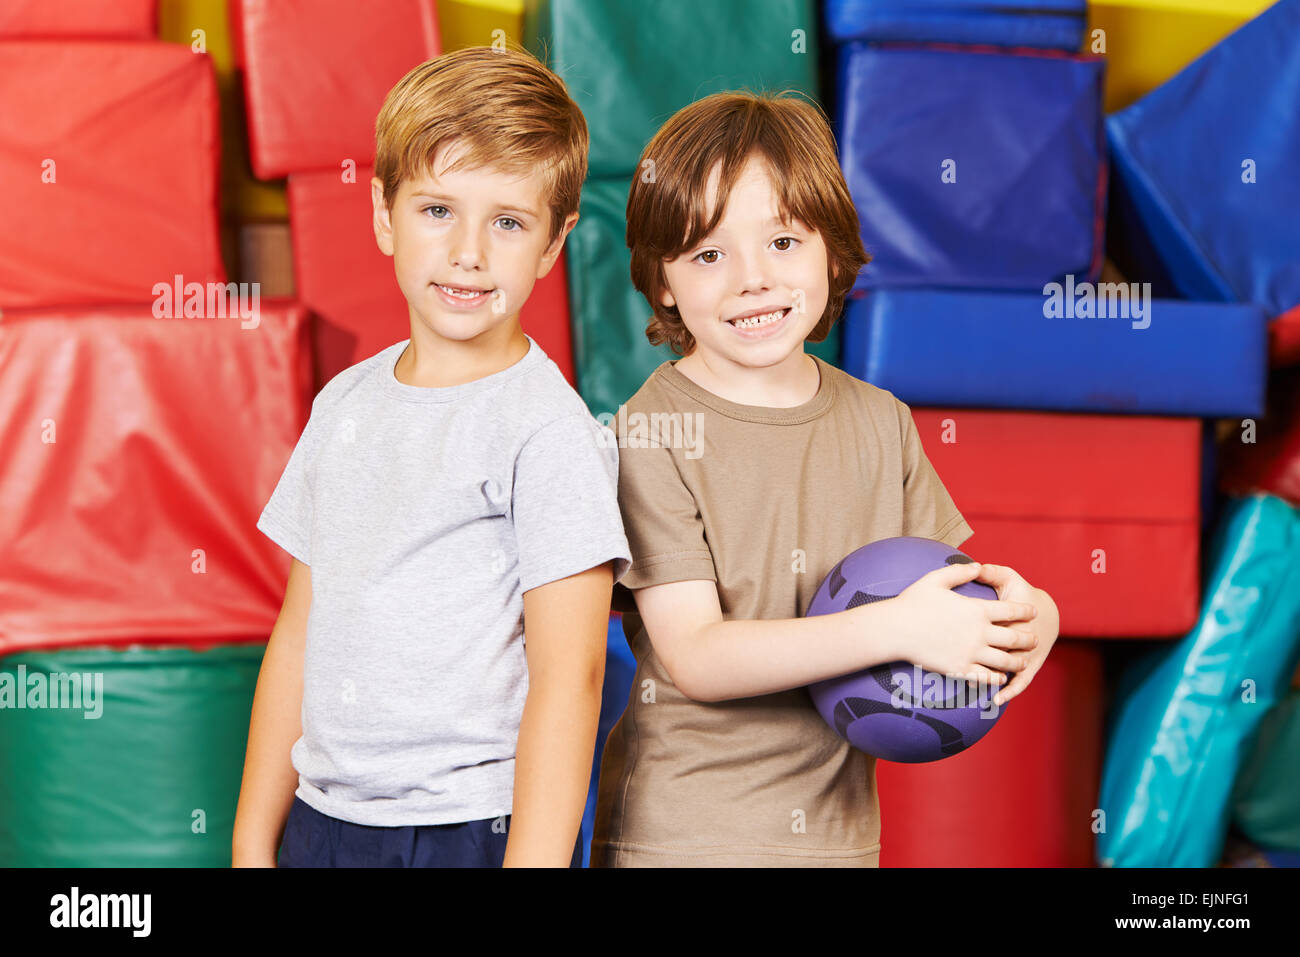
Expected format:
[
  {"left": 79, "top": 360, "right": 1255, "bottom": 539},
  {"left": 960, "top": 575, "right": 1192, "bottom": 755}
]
[{"left": 0, "top": 643, "right": 265, "bottom": 867}]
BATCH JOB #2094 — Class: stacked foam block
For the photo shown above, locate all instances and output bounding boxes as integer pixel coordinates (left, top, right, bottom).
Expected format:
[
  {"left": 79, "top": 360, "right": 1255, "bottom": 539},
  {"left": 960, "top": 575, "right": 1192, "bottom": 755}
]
[
  {"left": 4, "top": 0, "right": 1296, "bottom": 870},
  {"left": 0, "top": 2, "right": 307, "bottom": 865},
  {"left": 1089, "top": 0, "right": 1300, "bottom": 867},
  {"left": 158, "top": 0, "right": 292, "bottom": 298},
  {"left": 825, "top": 0, "right": 1102, "bottom": 868},
  {"left": 826, "top": 0, "right": 1297, "bottom": 867}
]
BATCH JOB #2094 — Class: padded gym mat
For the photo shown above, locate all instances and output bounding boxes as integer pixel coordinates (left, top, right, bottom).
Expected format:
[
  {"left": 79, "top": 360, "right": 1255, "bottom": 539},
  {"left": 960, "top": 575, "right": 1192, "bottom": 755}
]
[
  {"left": 525, "top": 0, "right": 820, "bottom": 179},
  {"left": 843, "top": 288, "right": 1267, "bottom": 417},
  {"left": 232, "top": 0, "right": 441, "bottom": 178},
  {"left": 0, "top": 0, "right": 155, "bottom": 37},
  {"left": 1106, "top": 0, "right": 1300, "bottom": 318},
  {"left": 0, "top": 40, "right": 224, "bottom": 308},
  {"left": 1097, "top": 494, "right": 1300, "bottom": 866},
  {"left": 837, "top": 41, "right": 1105, "bottom": 294},
  {"left": 0, "top": 303, "right": 310, "bottom": 655},
  {"left": 877, "top": 639, "right": 1103, "bottom": 866},
  {"left": 826, "top": 0, "right": 1085, "bottom": 50},
  {"left": 912, "top": 408, "right": 1201, "bottom": 637},
  {"left": 0, "top": 644, "right": 265, "bottom": 867}
]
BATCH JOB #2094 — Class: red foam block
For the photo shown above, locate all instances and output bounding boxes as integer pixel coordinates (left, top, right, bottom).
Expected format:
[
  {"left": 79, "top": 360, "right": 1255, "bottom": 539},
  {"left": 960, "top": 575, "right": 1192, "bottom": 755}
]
[
  {"left": 912, "top": 408, "right": 1201, "bottom": 638},
  {"left": 0, "top": 302, "right": 312, "bottom": 655},
  {"left": 0, "top": 40, "right": 224, "bottom": 309},
  {"left": 1270, "top": 303, "right": 1300, "bottom": 368},
  {"left": 0, "top": 0, "right": 155, "bottom": 38},
  {"left": 233, "top": 0, "right": 440, "bottom": 178},
  {"left": 1219, "top": 364, "right": 1300, "bottom": 508},
  {"left": 289, "top": 167, "right": 575, "bottom": 390},
  {"left": 877, "top": 639, "right": 1104, "bottom": 867}
]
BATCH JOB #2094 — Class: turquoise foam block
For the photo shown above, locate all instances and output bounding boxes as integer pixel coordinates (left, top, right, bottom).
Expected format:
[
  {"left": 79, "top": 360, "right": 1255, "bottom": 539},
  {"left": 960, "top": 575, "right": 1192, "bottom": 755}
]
[
  {"left": 1097, "top": 494, "right": 1300, "bottom": 867},
  {"left": 1231, "top": 688, "right": 1300, "bottom": 854}
]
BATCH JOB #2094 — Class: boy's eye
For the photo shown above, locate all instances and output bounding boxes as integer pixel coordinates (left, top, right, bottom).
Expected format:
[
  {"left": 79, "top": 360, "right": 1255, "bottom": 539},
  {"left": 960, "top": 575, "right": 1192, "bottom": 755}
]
[
  {"left": 773, "top": 236, "right": 799, "bottom": 251},
  {"left": 422, "top": 205, "right": 450, "bottom": 219},
  {"left": 693, "top": 249, "right": 720, "bottom": 264},
  {"left": 496, "top": 217, "right": 521, "bottom": 231}
]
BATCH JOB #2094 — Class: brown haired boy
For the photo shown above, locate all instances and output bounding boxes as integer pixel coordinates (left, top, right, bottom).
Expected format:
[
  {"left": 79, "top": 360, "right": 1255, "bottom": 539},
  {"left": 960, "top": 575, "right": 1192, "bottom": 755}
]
[
  {"left": 592, "top": 91, "right": 1059, "bottom": 867},
  {"left": 234, "top": 47, "right": 630, "bottom": 868}
]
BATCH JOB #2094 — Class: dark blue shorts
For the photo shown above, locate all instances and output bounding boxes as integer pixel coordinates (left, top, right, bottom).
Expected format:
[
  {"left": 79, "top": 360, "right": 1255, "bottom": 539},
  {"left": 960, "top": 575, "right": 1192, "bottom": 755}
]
[{"left": 277, "top": 796, "right": 583, "bottom": 868}]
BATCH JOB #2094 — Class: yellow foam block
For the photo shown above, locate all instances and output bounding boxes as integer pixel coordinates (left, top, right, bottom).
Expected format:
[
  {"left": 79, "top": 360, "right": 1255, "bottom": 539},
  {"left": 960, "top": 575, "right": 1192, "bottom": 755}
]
[
  {"left": 436, "top": 0, "right": 524, "bottom": 52},
  {"left": 158, "top": 0, "right": 288, "bottom": 220},
  {"left": 1088, "top": 0, "right": 1278, "bottom": 113}
]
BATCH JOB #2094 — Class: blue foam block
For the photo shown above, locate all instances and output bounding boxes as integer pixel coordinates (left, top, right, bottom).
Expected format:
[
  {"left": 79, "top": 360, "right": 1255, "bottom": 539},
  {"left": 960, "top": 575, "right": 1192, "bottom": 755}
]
[
  {"left": 837, "top": 42, "right": 1105, "bottom": 293},
  {"left": 579, "top": 614, "right": 636, "bottom": 867},
  {"left": 841, "top": 288, "right": 1267, "bottom": 417},
  {"left": 826, "top": 0, "right": 1085, "bottom": 50},
  {"left": 1106, "top": 0, "right": 1300, "bottom": 317},
  {"left": 1096, "top": 495, "right": 1300, "bottom": 868}
]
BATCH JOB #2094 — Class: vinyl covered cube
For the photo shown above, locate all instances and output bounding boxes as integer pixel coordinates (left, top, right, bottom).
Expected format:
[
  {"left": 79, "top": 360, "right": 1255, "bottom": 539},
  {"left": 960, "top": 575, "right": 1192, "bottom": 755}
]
[
  {"left": 912, "top": 407, "right": 1201, "bottom": 638},
  {"left": 837, "top": 42, "right": 1105, "bottom": 293},
  {"left": 232, "top": 0, "right": 441, "bottom": 178},
  {"left": 0, "top": 303, "right": 311, "bottom": 654},
  {"left": 1106, "top": 0, "right": 1300, "bottom": 318},
  {"left": 826, "top": 0, "right": 1085, "bottom": 50},
  {"left": 843, "top": 289, "right": 1267, "bottom": 417},
  {"left": 0, "top": 40, "right": 225, "bottom": 308},
  {"left": 525, "top": 0, "right": 821, "bottom": 179}
]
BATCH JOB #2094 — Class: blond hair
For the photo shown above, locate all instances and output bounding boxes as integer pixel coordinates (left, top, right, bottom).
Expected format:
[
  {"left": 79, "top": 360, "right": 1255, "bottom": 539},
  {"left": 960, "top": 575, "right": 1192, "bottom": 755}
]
[{"left": 374, "top": 46, "right": 588, "bottom": 244}]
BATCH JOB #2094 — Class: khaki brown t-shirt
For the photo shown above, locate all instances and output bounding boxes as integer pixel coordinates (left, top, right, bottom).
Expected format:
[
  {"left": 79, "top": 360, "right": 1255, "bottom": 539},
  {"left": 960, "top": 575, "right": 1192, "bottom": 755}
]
[{"left": 590, "top": 353, "right": 973, "bottom": 867}]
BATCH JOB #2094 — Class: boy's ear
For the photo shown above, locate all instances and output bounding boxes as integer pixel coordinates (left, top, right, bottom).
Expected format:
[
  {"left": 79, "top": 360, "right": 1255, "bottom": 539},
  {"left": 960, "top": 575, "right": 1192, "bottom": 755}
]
[
  {"left": 660, "top": 286, "right": 677, "bottom": 310},
  {"left": 372, "top": 176, "right": 395, "bottom": 257},
  {"left": 536, "top": 210, "right": 580, "bottom": 279}
]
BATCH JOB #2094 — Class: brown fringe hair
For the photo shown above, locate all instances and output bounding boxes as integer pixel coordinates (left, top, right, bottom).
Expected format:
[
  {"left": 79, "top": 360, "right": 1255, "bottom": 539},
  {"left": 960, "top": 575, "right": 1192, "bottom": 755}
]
[{"left": 626, "top": 91, "right": 868, "bottom": 355}]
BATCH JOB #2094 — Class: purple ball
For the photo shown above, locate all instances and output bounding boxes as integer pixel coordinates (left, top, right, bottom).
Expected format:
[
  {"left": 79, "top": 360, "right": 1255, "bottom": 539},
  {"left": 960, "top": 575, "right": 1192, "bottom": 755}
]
[{"left": 805, "top": 536, "right": 1008, "bottom": 763}]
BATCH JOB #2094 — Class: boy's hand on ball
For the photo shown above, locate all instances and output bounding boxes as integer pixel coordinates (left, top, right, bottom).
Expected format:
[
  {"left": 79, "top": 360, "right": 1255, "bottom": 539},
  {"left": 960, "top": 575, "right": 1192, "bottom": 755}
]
[
  {"left": 891, "top": 561, "right": 1038, "bottom": 689},
  {"left": 973, "top": 563, "right": 1061, "bottom": 706}
]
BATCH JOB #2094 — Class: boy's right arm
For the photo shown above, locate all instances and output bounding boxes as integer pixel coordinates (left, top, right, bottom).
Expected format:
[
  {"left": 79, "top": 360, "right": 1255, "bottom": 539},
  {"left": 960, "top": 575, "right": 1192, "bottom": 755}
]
[
  {"left": 232, "top": 557, "right": 311, "bottom": 867},
  {"left": 633, "top": 561, "right": 1038, "bottom": 703}
]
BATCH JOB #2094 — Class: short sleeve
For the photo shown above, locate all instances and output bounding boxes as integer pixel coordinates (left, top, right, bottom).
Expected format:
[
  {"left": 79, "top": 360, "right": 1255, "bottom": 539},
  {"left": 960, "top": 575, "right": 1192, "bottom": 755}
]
[
  {"left": 614, "top": 430, "right": 717, "bottom": 598},
  {"left": 255, "top": 396, "right": 325, "bottom": 566},
  {"left": 897, "top": 398, "right": 974, "bottom": 549},
  {"left": 511, "top": 413, "right": 632, "bottom": 594}
]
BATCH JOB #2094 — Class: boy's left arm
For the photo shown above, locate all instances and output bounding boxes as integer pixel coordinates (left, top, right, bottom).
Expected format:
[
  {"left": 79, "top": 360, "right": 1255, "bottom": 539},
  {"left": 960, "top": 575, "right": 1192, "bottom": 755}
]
[
  {"left": 973, "top": 563, "right": 1060, "bottom": 707},
  {"left": 504, "top": 561, "right": 613, "bottom": 867}
]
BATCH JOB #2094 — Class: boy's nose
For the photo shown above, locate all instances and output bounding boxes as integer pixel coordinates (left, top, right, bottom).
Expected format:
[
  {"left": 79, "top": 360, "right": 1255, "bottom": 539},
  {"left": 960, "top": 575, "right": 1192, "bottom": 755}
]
[
  {"left": 734, "top": 250, "right": 772, "bottom": 295},
  {"left": 447, "top": 225, "right": 486, "bottom": 270}
]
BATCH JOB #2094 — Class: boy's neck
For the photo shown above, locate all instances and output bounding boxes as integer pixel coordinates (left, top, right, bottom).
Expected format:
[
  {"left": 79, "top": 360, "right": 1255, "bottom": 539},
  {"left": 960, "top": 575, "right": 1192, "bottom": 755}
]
[
  {"left": 395, "top": 316, "right": 530, "bottom": 389},
  {"left": 673, "top": 349, "right": 821, "bottom": 409}
]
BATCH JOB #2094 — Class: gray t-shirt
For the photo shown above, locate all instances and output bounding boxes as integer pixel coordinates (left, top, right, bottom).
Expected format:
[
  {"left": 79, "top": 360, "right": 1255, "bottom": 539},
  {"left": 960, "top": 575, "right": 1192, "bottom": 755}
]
[{"left": 257, "top": 335, "right": 631, "bottom": 827}]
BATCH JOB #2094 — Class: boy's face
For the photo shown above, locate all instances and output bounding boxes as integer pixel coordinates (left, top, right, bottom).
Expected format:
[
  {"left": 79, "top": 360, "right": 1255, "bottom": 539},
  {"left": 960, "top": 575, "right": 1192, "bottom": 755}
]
[
  {"left": 659, "top": 155, "right": 830, "bottom": 370},
  {"left": 371, "top": 140, "right": 576, "bottom": 345}
]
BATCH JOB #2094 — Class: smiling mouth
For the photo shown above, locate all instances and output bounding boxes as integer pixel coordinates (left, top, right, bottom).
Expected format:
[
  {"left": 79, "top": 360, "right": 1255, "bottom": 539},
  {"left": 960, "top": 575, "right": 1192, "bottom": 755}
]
[
  {"left": 435, "top": 282, "right": 492, "bottom": 299},
  {"left": 727, "top": 307, "right": 789, "bottom": 329}
]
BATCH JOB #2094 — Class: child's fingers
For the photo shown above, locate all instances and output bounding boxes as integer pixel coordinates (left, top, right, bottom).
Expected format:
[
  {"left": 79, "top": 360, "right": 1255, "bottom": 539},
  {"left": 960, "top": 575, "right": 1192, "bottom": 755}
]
[
  {"left": 992, "top": 663, "right": 1036, "bottom": 706},
  {"left": 973, "top": 561, "right": 1011, "bottom": 587},
  {"left": 922, "top": 561, "right": 982, "bottom": 590},
  {"left": 984, "top": 599, "right": 1038, "bottom": 623},
  {"left": 961, "top": 666, "right": 1006, "bottom": 688}
]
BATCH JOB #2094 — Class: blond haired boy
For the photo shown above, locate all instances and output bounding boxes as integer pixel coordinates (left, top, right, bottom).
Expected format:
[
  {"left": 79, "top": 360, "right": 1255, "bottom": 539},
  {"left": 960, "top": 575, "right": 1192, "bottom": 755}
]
[{"left": 234, "top": 47, "right": 630, "bottom": 868}]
